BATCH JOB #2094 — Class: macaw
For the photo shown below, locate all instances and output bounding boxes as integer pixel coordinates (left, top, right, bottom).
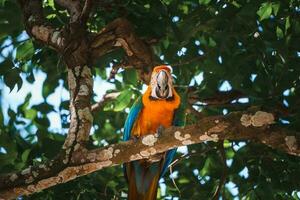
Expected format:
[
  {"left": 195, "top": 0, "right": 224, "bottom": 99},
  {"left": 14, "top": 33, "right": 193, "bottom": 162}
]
[{"left": 123, "top": 65, "right": 184, "bottom": 200}]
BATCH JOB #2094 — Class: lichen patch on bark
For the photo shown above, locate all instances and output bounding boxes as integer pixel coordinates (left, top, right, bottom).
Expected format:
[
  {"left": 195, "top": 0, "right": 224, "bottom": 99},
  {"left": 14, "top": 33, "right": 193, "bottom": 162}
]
[
  {"left": 240, "top": 114, "right": 252, "bottom": 127},
  {"left": 241, "top": 111, "right": 274, "bottom": 127},
  {"left": 174, "top": 131, "right": 191, "bottom": 141},
  {"left": 67, "top": 70, "right": 76, "bottom": 90},
  {"left": 207, "top": 122, "right": 228, "bottom": 133},
  {"left": 32, "top": 26, "right": 50, "bottom": 42},
  {"left": 140, "top": 147, "right": 157, "bottom": 157},
  {"left": 199, "top": 133, "right": 219, "bottom": 142},
  {"left": 78, "top": 108, "right": 93, "bottom": 122},
  {"left": 78, "top": 85, "right": 89, "bottom": 96},
  {"left": 285, "top": 136, "right": 297, "bottom": 151},
  {"left": 21, "top": 168, "right": 31, "bottom": 176},
  {"left": 142, "top": 135, "right": 157, "bottom": 146},
  {"left": 130, "top": 153, "right": 143, "bottom": 160},
  {"left": 251, "top": 111, "right": 274, "bottom": 127},
  {"left": 51, "top": 31, "right": 63, "bottom": 47},
  {"left": 9, "top": 174, "right": 18, "bottom": 182},
  {"left": 97, "top": 149, "right": 113, "bottom": 161},
  {"left": 114, "top": 149, "right": 120, "bottom": 157}
]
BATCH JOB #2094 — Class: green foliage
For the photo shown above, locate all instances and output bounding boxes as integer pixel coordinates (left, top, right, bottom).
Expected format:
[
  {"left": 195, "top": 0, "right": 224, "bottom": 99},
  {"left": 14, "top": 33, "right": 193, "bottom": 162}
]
[{"left": 0, "top": 0, "right": 300, "bottom": 199}]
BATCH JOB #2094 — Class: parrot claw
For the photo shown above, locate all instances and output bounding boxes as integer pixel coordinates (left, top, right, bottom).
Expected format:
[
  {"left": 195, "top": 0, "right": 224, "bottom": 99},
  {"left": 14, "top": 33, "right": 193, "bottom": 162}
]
[
  {"left": 157, "top": 125, "right": 165, "bottom": 137},
  {"left": 131, "top": 135, "right": 139, "bottom": 143}
]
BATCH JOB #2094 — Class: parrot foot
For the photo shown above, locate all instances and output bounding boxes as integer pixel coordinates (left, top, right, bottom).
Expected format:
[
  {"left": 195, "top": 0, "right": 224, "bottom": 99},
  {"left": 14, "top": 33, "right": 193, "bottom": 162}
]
[
  {"left": 157, "top": 125, "right": 165, "bottom": 137},
  {"left": 131, "top": 135, "right": 139, "bottom": 143}
]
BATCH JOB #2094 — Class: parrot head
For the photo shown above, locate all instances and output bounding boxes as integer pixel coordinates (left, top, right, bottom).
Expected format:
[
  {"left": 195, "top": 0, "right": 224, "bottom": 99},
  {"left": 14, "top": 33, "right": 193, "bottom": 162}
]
[{"left": 149, "top": 65, "right": 174, "bottom": 100}]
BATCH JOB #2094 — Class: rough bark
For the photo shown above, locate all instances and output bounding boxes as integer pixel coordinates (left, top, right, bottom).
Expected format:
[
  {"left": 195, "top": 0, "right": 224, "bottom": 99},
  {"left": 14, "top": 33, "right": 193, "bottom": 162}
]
[
  {"left": 188, "top": 89, "right": 244, "bottom": 105},
  {"left": 0, "top": 111, "right": 299, "bottom": 199},
  {"left": 90, "top": 18, "right": 155, "bottom": 84},
  {"left": 18, "top": 0, "right": 66, "bottom": 50},
  {"left": 62, "top": 65, "right": 93, "bottom": 152},
  {"left": 54, "top": 0, "right": 82, "bottom": 23}
]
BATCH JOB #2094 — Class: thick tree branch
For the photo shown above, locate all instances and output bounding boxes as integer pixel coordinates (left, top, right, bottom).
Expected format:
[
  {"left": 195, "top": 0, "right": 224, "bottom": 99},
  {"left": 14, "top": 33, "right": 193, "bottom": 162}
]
[
  {"left": 90, "top": 18, "right": 155, "bottom": 83},
  {"left": 18, "top": 0, "right": 65, "bottom": 50},
  {"left": 62, "top": 65, "right": 93, "bottom": 152},
  {"left": 1, "top": 110, "right": 299, "bottom": 199}
]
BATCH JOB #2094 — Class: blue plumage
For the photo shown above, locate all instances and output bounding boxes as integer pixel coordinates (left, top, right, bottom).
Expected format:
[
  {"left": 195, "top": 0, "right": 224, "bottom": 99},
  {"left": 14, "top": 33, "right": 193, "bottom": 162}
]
[{"left": 123, "top": 97, "right": 143, "bottom": 141}]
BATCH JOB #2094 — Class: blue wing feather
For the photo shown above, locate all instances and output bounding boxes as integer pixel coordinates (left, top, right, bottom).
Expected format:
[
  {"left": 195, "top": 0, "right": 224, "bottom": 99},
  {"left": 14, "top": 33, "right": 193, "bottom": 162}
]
[
  {"left": 123, "top": 97, "right": 143, "bottom": 182},
  {"left": 123, "top": 96, "right": 143, "bottom": 141}
]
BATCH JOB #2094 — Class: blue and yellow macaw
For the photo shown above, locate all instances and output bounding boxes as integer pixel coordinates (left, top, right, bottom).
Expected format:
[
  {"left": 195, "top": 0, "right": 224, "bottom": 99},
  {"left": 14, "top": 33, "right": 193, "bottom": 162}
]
[{"left": 123, "top": 65, "right": 185, "bottom": 200}]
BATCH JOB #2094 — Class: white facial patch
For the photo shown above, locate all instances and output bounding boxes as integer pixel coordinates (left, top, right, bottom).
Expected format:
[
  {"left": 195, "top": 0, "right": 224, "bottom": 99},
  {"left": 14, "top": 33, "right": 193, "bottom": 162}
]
[{"left": 150, "top": 69, "right": 173, "bottom": 99}]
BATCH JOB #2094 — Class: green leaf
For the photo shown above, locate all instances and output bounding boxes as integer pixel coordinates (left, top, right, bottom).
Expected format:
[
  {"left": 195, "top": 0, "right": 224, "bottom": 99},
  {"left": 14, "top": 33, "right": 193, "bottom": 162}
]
[
  {"left": 0, "top": 59, "right": 13, "bottom": 75},
  {"left": 179, "top": 4, "right": 189, "bottom": 14},
  {"left": 285, "top": 16, "right": 291, "bottom": 34},
  {"left": 26, "top": 72, "right": 35, "bottom": 83},
  {"left": 47, "top": 0, "right": 55, "bottom": 8},
  {"left": 25, "top": 109, "right": 37, "bottom": 120},
  {"left": 231, "top": 1, "right": 241, "bottom": 8},
  {"left": 35, "top": 117, "right": 50, "bottom": 128},
  {"left": 272, "top": 2, "right": 280, "bottom": 16},
  {"left": 7, "top": 108, "right": 16, "bottom": 120},
  {"left": 42, "top": 78, "right": 59, "bottom": 98},
  {"left": 107, "top": 180, "right": 118, "bottom": 188},
  {"left": 208, "top": 37, "right": 216, "bottom": 47},
  {"left": 3, "top": 68, "right": 23, "bottom": 91},
  {"left": 162, "top": 37, "right": 170, "bottom": 49},
  {"left": 257, "top": 2, "right": 272, "bottom": 21},
  {"left": 21, "top": 149, "right": 31, "bottom": 162},
  {"left": 178, "top": 177, "right": 190, "bottom": 184},
  {"left": 123, "top": 69, "right": 138, "bottom": 85},
  {"left": 276, "top": 26, "right": 284, "bottom": 39},
  {"left": 32, "top": 103, "right": 54, "bottom": 114},
  {"left": 199, "top": 0, "right": 211, "bottom": 5},
  {"left": 113, "top": 89, "right": 133, "bottom": 112},
  {"left": 16, "top": 40, "right": 34, "bottom": 61},
  {"left": 60, "top": 100, "right": 70, "bottom": 110}
]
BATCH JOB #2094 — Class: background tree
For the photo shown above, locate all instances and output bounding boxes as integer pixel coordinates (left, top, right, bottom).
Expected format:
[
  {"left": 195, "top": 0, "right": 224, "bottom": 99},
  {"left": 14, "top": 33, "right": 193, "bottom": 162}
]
[{"left": 0, "top": 0, "right": 300, "bottom": 199}]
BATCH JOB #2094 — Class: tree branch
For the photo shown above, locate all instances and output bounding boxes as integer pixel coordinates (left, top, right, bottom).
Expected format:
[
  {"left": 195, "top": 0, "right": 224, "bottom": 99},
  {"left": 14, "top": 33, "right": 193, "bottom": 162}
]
[
  {"left": 62, "top": 65, "right": 93, "bottom": 151},
  {"left": 18, "top": 0, "right": 65, "bottom": 50},
  {"left": 188, "top": 89, "right": 244, "bottom": 105},
  {"left": 54, "top": 0, "right": 92, "bottom": 24},
  {"left": 187, "top": 89, "right": 296, "bottom": 118},
  {"left": 1, "top": 110, "right": 299, "bottom": 199},
  {"left": 80, "top": 0, "right": 93, "bottom": 24},
  {"left": 90, "top": 18, "right": 155, "bottom": 84},
  {"left": 54, "top": 0, "right": 82, "bottom": 23},
  {"left": 91, "top": 92, "right": 121, "bottom": 113}
]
